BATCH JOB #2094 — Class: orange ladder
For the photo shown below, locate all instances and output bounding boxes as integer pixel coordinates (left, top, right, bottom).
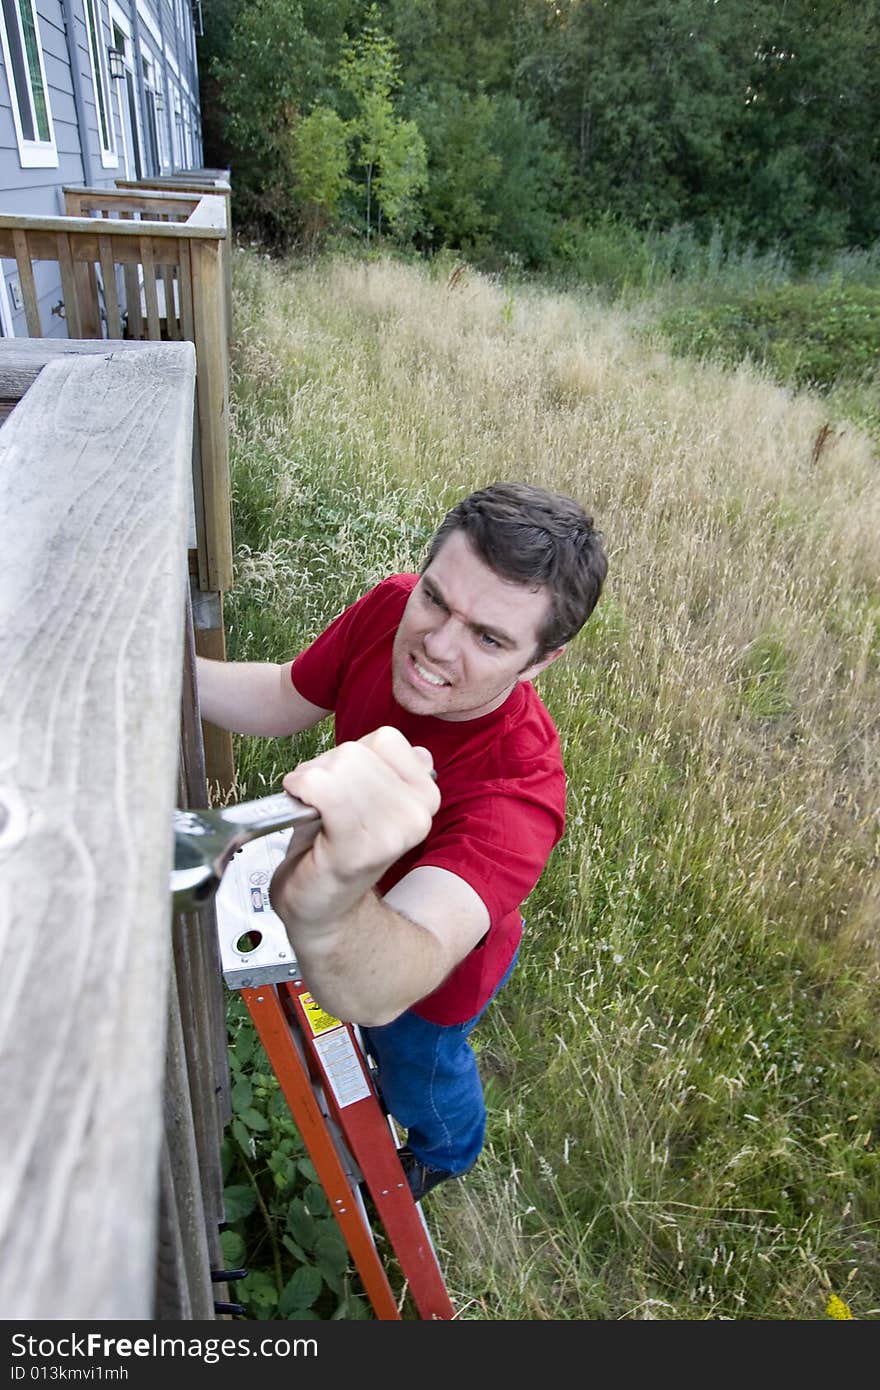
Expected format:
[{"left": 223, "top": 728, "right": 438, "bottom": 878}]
[{"left": 215, "top": 836, "right": 455, "bottom": 1321}]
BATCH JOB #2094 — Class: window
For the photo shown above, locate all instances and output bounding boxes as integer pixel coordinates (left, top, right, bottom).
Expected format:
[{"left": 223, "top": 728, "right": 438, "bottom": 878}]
[
  {"left": 110, "top": 16, "right": 141, "bottom": 180},
  {"left": 154, "top": 84, "right": 169, "bottom": 169},
  {"left": 82, "top": 0, "right": 117, "bottom": 167},
  {"left": 0, "top": 0, "right": 57, "bottom": 167}
]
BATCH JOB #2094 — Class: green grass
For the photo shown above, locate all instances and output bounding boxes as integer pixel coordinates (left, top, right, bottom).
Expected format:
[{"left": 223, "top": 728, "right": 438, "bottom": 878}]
[{"left": 217, "top": 245, "right": 880, "bottom": 1321}]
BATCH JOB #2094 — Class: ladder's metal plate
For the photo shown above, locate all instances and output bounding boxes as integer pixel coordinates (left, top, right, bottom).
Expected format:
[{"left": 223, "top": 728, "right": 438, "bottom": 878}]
[{"left": 214, "top": 829, "right": 302, "bottom": 988}]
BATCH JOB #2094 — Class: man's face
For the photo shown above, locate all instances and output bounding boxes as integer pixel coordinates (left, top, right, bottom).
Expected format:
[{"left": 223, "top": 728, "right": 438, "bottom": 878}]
[{"left": 391, "top": 529, "right": 564, "bottom": 721}]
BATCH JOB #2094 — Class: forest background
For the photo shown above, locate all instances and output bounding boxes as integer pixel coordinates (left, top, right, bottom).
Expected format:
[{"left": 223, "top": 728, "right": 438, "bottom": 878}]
[{"left": 198, "top": 0, "right": 879, "bottom": 273}]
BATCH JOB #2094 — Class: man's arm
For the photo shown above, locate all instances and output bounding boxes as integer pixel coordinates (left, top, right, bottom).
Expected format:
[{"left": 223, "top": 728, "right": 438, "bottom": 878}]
[
  {"left": 196, "top": 656, "right": 330, "bottom": 737},
  {"left": 268, "top": 727, "right": 489, "bottom": 1026}
]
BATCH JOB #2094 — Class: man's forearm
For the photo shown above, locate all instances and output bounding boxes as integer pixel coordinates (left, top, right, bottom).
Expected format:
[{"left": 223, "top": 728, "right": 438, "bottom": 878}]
[
  {"left": 276, "top": 890, "right": 451, "bottom": 1027},
  {"left": 267, "top": 727, "right": 448, "bottom": 1025},
  {"left": 196, "top": 657, "right": 328, "bottom": 736}
]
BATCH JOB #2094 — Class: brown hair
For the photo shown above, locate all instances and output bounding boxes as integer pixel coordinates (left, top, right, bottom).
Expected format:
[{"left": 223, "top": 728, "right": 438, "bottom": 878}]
[{"left": 424, "top": 482, "right": 608, "bottom": 660}]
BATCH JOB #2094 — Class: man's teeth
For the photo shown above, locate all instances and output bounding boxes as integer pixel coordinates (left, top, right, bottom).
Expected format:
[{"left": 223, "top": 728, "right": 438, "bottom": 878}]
[{"left": 414, "top": 658, "right": 448, "bottom": 687}]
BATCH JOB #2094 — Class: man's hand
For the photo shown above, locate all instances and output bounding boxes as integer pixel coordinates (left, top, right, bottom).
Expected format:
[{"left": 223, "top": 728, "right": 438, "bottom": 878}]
[{"left": 269, "top": 726, "right": 440, "bottom": 930}]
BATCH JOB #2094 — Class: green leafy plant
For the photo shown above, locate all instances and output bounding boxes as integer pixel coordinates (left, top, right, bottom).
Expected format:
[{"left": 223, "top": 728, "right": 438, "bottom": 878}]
[
  {"left": 220, "top": 996, "right": 372, "bottom": 1320},
  {"left": 658, "top": 282, "right": 880, "bottom": 391},
  {"left": 338, "top": 4, "right": 427, "bottom": 241}
]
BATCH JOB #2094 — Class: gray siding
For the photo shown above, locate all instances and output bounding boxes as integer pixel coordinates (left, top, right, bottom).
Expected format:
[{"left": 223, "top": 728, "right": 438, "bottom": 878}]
[{"left": 0, "top": 0, "right": 204, "bottom": 338}]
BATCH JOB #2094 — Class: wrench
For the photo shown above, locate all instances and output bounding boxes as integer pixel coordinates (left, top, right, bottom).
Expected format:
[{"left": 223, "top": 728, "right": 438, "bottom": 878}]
[{"left": 171, "top": 791, "right": 320, "bottom": 911}]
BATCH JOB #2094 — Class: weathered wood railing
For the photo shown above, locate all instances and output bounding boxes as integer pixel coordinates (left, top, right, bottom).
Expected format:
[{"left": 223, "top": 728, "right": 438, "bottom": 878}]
[
  {"left": 0, "top": 340, "right": 230, "bottom": 1319},
  {"left": 115, "top": 175, "right": 233, "bottom": 345},
  {"left": 0, "top": 187, "right": 235, "bottom": 793}
]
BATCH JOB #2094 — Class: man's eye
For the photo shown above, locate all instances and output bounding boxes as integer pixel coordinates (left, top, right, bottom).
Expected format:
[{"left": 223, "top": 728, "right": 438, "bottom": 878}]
[
  {"left": 425, "top": 589, "right": 443, "bottom": 607},
  {"left": 480, "top": 633, "right": 500, "bottom": 649}
]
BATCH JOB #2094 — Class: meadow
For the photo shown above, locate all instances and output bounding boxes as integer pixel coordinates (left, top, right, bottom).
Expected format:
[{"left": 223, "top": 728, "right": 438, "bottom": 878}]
[{"left": 217, "top": 245, "right": 879, "bottom": 1320}]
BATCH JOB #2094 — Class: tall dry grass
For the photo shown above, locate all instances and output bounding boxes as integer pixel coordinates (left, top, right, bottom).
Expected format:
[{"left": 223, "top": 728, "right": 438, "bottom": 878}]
[{"left": 225, "top": 248, "right": 880, "bottom": 1319}]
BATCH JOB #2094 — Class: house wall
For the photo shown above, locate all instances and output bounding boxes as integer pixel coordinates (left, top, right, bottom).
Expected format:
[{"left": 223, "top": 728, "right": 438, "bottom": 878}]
[{"left": 0, "top": 0, "right": 204, "bottom": 338}]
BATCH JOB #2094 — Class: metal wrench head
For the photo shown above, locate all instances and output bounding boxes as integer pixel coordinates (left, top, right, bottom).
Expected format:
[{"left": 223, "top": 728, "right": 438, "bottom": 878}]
[
  {"left": 171, "top": 794, "right": 321, "bottom": 912},
  {"left": 171, "top": 808, "right": 232, "bottom": 909}
]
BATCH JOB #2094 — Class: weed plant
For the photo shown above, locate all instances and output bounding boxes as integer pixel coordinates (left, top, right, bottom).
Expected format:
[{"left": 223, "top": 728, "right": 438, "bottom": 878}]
[{"left": 218, "top": 245, "right": 880, "bottom": 1320}]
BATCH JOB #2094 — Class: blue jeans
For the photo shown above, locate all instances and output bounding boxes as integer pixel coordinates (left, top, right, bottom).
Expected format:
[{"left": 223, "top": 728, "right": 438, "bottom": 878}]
[{"left": 361, "top": 951, "right": 518, "bottom": 1177}]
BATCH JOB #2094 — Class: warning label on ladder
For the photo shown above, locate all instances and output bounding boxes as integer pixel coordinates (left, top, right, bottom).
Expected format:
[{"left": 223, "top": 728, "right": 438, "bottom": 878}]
[
  {"left": 300, "top": 992, "right": 343, "bottom": 1037},
  {"left": 298, "top": 991, "right": 372, "bottom": 1108},
  {"left": 313, "top": 1027, "right": 372, "bottom": 1109}
]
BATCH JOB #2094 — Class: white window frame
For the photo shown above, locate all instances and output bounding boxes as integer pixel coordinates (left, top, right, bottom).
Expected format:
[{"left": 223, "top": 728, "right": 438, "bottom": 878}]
[
  {"left": 0, "top": 270, "right": 15, "bottom": 336},
  {"left": 0, "top": 0, "right": 58, "bottom": 167},
  {"left": 110, "top": 25, "right": 129, "bottom": 177},
  {"left": 110, "top": 7, "right": 136, "bottom": 180},
  {"left": 140, "top": 42, "right": 161, "bottom": 174},
  {"left": 169, "top": 77, "right": 182, "bottom": 168},
  {"left": 82, "top": 0, "right": 117, "bottom": 168},
  {"left": 155, "top": 84, "right": 169, "bottom": 169}
]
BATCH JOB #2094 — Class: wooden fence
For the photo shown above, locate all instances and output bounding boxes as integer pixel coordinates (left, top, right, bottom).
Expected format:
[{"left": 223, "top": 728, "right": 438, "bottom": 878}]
[
  {"left": 0, "top": 182, "right": 236, "bottom": 792},
  {"left": 114, "top": 173, "right": 233, "bottom": 345},
  {"left": 0, "top": 341, "right": 230, "bottom": 1318}
]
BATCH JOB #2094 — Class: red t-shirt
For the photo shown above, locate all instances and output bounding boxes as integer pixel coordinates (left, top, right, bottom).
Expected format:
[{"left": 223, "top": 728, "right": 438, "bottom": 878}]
[{"left": 290, "top": 574, "right": 566, "bottom": 1025}]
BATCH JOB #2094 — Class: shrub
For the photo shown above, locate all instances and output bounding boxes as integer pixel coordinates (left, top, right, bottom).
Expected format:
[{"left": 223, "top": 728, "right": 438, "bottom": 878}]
[{"left": 659, "top": 282, "right": 880, "bottom": 391}]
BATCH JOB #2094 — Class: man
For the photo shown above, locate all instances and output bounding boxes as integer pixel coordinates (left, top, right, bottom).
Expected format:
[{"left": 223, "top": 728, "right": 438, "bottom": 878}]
[{"left": 197, "top": 482, "right": 607, "bottom": 1200}]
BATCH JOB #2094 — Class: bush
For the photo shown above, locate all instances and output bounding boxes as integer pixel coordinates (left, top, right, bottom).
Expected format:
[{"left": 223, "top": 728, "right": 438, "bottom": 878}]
[
  {"left": 658, "top": 281, "right": 880, "bottom": 391},
  {"left": 550, "top": 214, "right": 655, "bottom": 292}
]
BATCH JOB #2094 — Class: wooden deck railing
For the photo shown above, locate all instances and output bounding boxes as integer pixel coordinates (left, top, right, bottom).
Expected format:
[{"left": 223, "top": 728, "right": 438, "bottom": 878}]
[
  {"left": 115, "top": 175, "right": 233, "bottom": 344},
  {"left": 0, "top": 188, "right": 231, "bottom": 593},
  {"left": 0, "top": 185, "right": 236, "bottom": 793},
  {"left": 0, "top": 340, "right": 230, "bottom": 1319}
]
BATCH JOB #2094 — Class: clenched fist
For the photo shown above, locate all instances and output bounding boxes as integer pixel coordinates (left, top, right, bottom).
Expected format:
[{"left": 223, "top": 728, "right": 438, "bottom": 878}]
[{"left": 269, "top": 726, "right": 440, "bottom": 930}]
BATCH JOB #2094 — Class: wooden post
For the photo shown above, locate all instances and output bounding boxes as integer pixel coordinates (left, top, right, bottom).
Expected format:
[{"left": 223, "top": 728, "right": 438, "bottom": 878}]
[
  {"left": 11, "top": 229, "right": 41, "bottom": 336},
  {"left": 189, "top": 228, "right": 233, "bottom": 593},
  {"left": 191, "top": 585, "right": 236, "bottom": 798},
  {"left": 0, "top": 342, "right": 196, "bottom": 1318}
]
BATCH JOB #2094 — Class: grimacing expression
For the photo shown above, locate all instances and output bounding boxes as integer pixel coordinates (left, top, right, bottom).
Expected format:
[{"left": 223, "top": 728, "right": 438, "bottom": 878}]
[{"left": 391, "top": 529, "right": 565, "bottom": 721}]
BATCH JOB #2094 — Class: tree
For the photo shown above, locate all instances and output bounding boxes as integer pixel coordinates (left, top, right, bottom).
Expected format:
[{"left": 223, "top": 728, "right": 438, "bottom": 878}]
[
  {"left": 291, "top": 107, "right": 351, "bottom": 249},
  {"left": 516, "top": 0, "right": 880, "bottom": 259},
  {"left": 338, "top": 5, "right": 428, "bottom": 241},
  {"left": 207, "top": 0, "right": 353, "bottom": 244},
  {"left": 410, "top": 86, "right": 503, "bottom": 251},
  {"left": 387, "top": 0, "right": 520, "bottom": 95},
  {"left": 409, "top": 82, "right": 567, "bottom": 266},
  {"left": 733, "top": 0, "right": 880, "bottom": 260},
  {"left": 373, "top": 116, "right": 428, "bottom": 241}
]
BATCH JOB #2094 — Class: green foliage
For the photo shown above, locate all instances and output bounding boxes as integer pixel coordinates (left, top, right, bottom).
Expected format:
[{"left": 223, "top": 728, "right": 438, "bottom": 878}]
[
  {"left": 208, "top": 0, "right": 352, "bottom": 246},
  {"left": 338, "top": 5, "right": 427, "bottom": 241},
  {"left": 480, "top": 93, "right": 567, "bottom": 267},
  {"left": 732, "top": 0, "right": 880, "bottom": 264},
  {"left": 412, "top": 85, "right": 567, "bottom": 266},
  {"left": 519, "top": 0, "right": 880, "bottom": 262},
  {"left": 658, "top": 282, "right": 880, "bottom": 392},
  {"left": 409, "top": 86, "right": 502, "bottom": 251},
  {"left": 518, "top": 0, "right": 751, "bottom": 226},
  {"left": 202, "top": 1, "right": 880, "bottom": 266},
  {"left": 220, "top": 996, "right": 372, "bottom": 1320},
  {"left": 388, "top": 0, "right": 518, "bottom": 95},
  {"left": 372, "top": 116, "right": 428, "bottom": 241},
  {"left": 292, "top": 106, "right": 351, "bottom": 247},
  {"left": 550, "top": 214, "right": 657, "bottom": 293}
]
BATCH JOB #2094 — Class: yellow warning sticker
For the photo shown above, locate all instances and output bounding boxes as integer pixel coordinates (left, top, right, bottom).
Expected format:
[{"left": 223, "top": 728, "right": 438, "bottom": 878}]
[{"left": 299, "top": 992, "right": 343, "bottom": 1037}]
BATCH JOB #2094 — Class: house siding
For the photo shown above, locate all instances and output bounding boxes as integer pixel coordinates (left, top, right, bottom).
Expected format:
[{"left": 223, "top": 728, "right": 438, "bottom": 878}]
[{"left": 0, "top": 0, "right": 204, "bottom": 338}]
